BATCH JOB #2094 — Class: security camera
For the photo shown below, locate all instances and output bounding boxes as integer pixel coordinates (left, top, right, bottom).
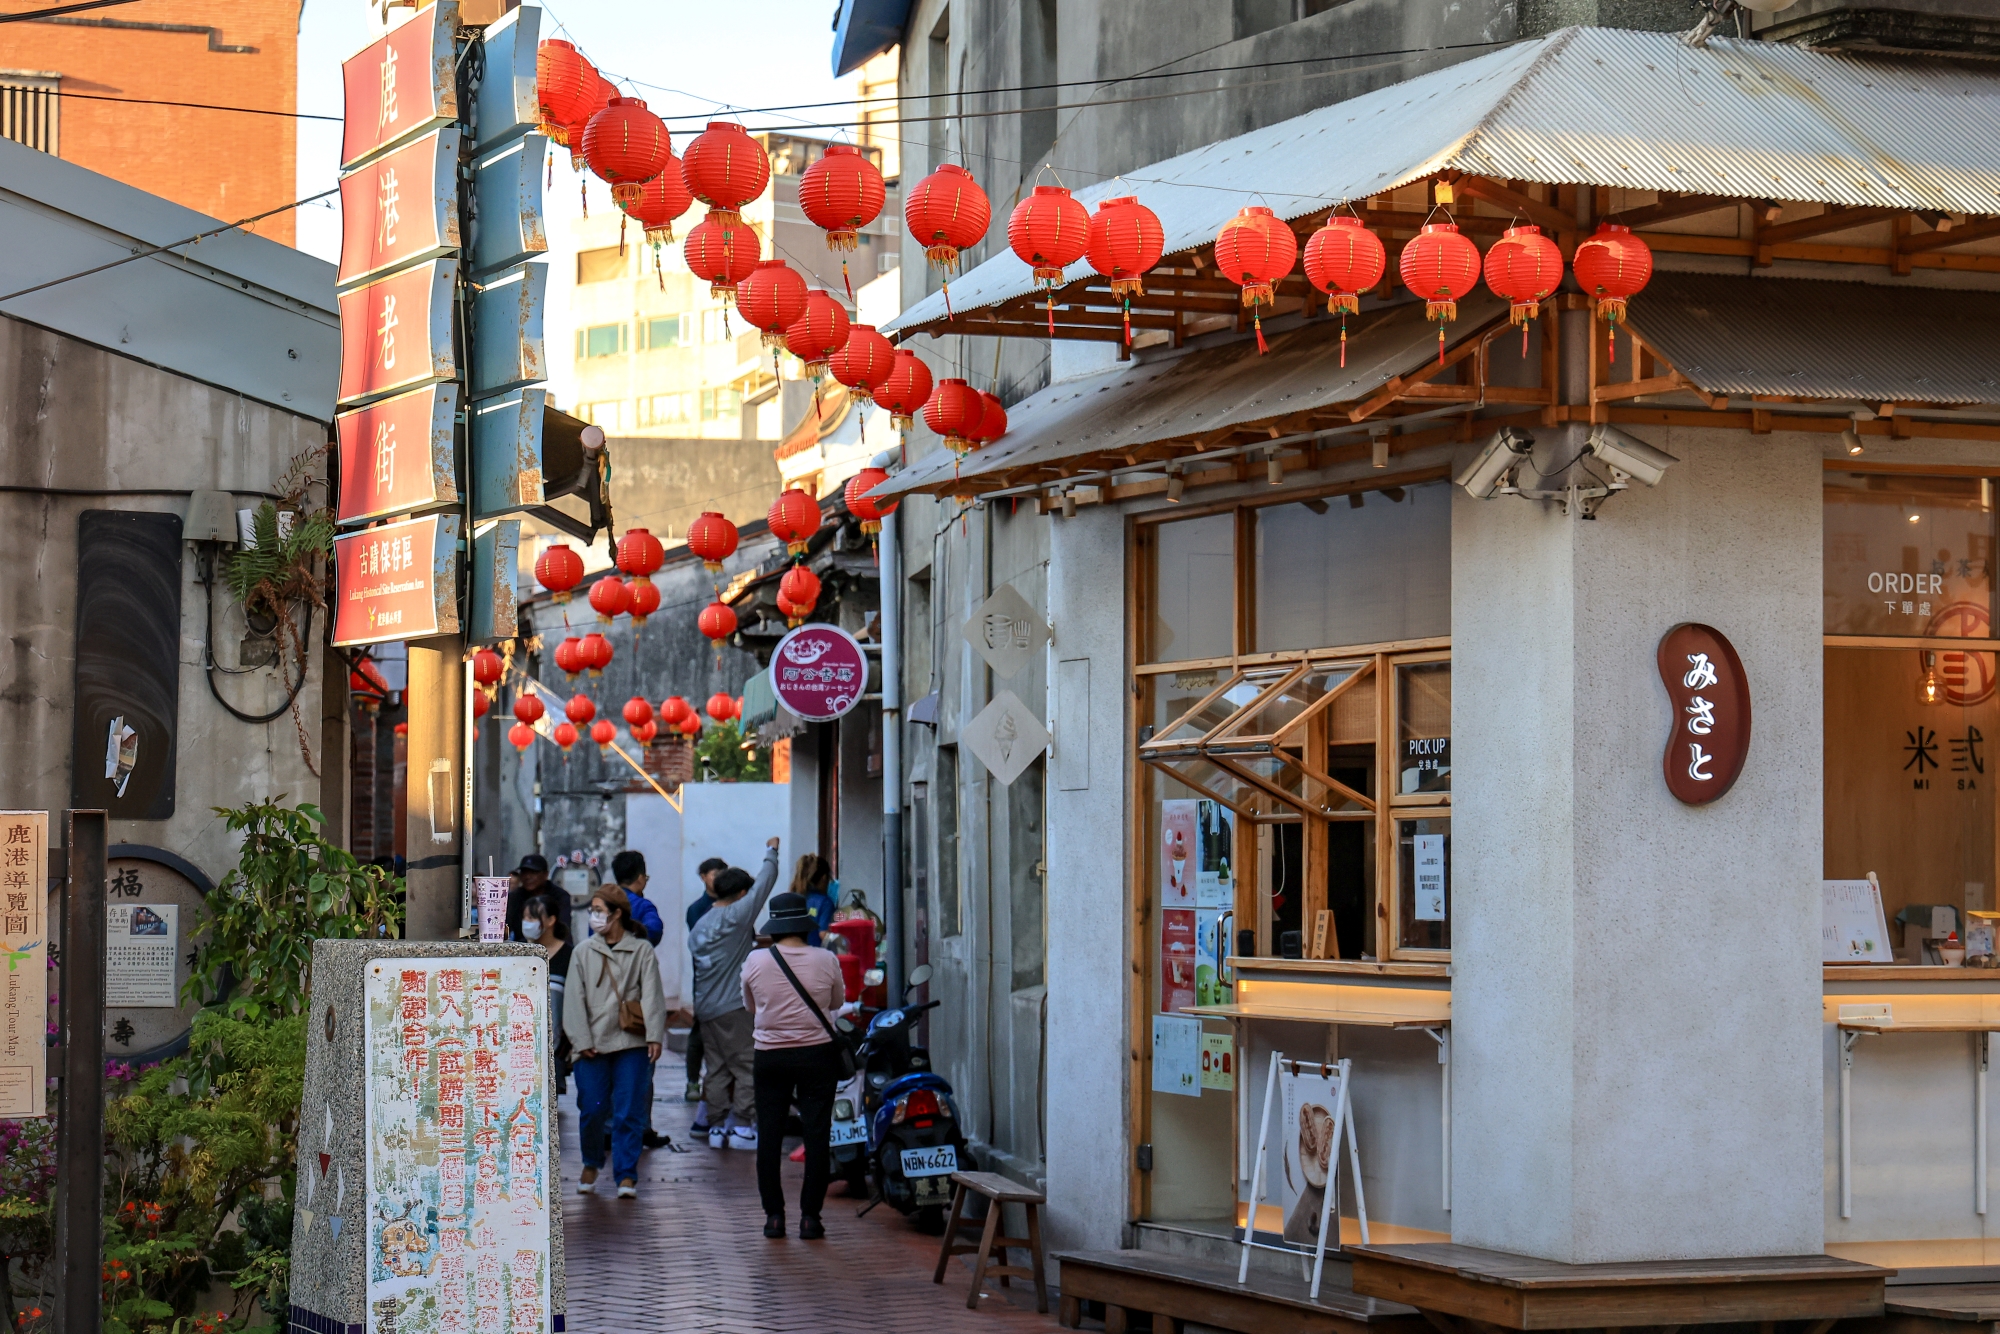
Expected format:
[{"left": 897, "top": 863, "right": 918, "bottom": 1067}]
[
  {"left": 1586, "top": 425, "right": 1677, "bottom": 489},
  {"left": 1456, "top": 427, "right": 1535, "bottom": 499}
]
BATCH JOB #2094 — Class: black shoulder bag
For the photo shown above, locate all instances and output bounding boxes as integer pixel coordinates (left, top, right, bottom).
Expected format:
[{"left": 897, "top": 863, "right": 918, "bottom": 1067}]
[{"left": 767, "top": 946, "right": 858, "bottom": 1077}]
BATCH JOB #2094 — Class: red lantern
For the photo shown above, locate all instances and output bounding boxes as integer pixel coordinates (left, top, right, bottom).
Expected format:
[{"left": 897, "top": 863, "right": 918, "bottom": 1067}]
[
  {"left": 580, "top": 632, "right": 614, "bottom": 676},
  {"left": 509, "top": 721, "right": 537, "bottom": 752},
  {"left": 706, "top": 691, "right": 738, "bottom": 722},
  {"left": 629, "top": 720, "right": 658, "bottom": 745},
  {"left": 1303, "top": 215, "right": 1386, "bottom": 367},
  {"left": 1399, "top": 222, "right": 1482, "bottom": 363},
  {"left": 973, "top": 391, "right": 1008, "bottom": 448},
  {"left": 687, "top": 512, "right": 739, "bottom": 576},
  {"left": 784, "top": 290, "right": 850, "bottom": 379},
  {"left": 620, "top": 163, "right": 692, "bottom": 246},
  {"left": 471, "top": 647, "right": 503, "bottom": 692},
  {"left": 623, "top": 696, "right": 654, "bottom": 728},
  {"left": 904, "top": 163, "right": 990, "bottom": 279},
  {"left": 768, "top": 488, "right": 822, "bottom": 557},
  {"left": 737, "top": 260, "right": 810, "bottom": 349},
  {"left": 626, "top": 579, "right": 660, "bottom": 626},
  {"left": 799, "top": 143, "right": 886, "bottom": 251},
  {"left": 535, "top": 543, "right": 583, "bottom": 601},
  {"left": 776, "top": 593, "right": 806, "bottom": 626},
  {"left": 553, "top": 721, "right": 578, "bottom": 751},
  {"left": 843, "top": 466, "right": 896, "bottom": 536},
  {"left": 678, "top": 714, "right": 701, "bottom": 738},
  {"left": 779, "top": 565, "right": 820, "bottom": 626},
  {"left": 473, "top": 691, "right": 490, "bottom": 721},
  {"left": 582, "top": 97, "right": 671, "bottom": 208},
  {"left": 1007, "top": 185, "right": 1090, "bottom": 283},
  {"left": 1483, "top": 224, "right": 1564, "bottom": 354},
  {"left": 681, "top": 121, "right": 769, "bottom": 242},
  {"left": 659, "top": 695, "right": 693, "bottom": 728},
  {"left": 588, "top": 576, "right": 631, "bottom": 624},
  {"left": 923, "top": 377, "right": 984, "bottom": 457},
  {"left": 1087, "top": 196, "right": 1164, "bottom": 297},
  {"left": 1214, "top": 206, "right": 1298, "bottom": 354},
  {"left": 698, "top": 600, "right": 738, "bottom": 647},
  {"left": 617, "top": 528, "right": 665, "bottom": 583},
  {"left": 565, "top": 694, "right": 596, "bottom": 725},
  {"left": 552, "top": 636, "right": 585, "bottom": 681},
  {"left": 562, "top": 76, "right": 616, "bottom": 174},
  {"left": 513, "top": 693, "right": 546, "bottom": 725},
  {"left": 591, "top": 718, "right": 617, "bottom": 753},
  {"left": 830, "top": 324, "right": 895, "bottom": 403},
  {"left": 535, "top": 41, "right": 596, "bottom": 146},
  {"left": 874, "top": 350, "right": 933, "bottom": 431},
  {"left": 683, "top": 208, "right": 760, "bottom": 300},
  {"left": 1572, "top": 223, "right": 1654, "bottom": 362}
]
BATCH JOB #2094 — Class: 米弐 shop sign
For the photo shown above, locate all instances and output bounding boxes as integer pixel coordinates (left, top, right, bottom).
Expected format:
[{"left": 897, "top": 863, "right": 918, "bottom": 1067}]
[
  {"left": 333, "top": 513, "right": 460, "bottom": 647},
  {"left": 1658, "top": 623, "right": 1751, "bottom": 805}
]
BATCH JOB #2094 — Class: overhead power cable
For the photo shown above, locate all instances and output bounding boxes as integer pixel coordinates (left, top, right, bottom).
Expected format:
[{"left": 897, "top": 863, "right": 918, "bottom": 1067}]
[
  {"left": 54, "top": 90, "right": 341, "bottom": 121},
  {"left": 0, "top": 0, "right": 143, "bottom": 22}
]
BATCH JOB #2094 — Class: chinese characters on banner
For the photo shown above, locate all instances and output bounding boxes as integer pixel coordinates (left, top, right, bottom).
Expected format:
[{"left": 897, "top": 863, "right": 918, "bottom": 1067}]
[
  {"left": 0, "top": 813, "right": 46, "bottom": 1117},
  {"left": 106, "top": 904, "right": 178, "bottom": 1007},
  {"left": 364, "top": 958, "right": 551, "bottom": 1334},
  {"left": 1657, "top": 624, "right": 1753, "bottom": 806},
  {"left": 333, "top": 514, "right": 458, "bottom": 647}
]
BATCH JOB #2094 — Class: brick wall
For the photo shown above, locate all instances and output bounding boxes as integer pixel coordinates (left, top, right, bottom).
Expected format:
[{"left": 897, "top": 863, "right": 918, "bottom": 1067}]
[{"left": 4, "top": 0, "right": 299, "bottom": 244}]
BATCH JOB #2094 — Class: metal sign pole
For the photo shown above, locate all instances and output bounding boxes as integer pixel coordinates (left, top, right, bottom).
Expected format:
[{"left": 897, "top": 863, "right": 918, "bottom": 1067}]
[{"left": 55, "top": 809, "right": 107, "bottom": 1334}]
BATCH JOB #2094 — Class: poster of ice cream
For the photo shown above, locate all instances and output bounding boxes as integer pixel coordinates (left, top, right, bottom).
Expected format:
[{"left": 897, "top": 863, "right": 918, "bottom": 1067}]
[
  {"left": 1162, "top": 800, "right": 1197, "bottom": 907},
  {"left": 1195, "top": 908, "right": 1229, "bottom": 1007},
  {"left": 1195, "top": 799, "right": 1235, "bottom": 909},
  {"left": 1161, "top": 908, "right": 1197, "bottom": 1013},
  {"left": 1279, "top": 1064, "right": 1346, "bottom": 1246}
]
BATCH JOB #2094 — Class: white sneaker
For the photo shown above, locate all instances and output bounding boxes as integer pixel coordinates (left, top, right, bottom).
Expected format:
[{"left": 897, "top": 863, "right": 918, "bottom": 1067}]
[
  {"left": 728, "top": 1126, "right": 758, "bottom": 1151},
  {"left": 577, "top": 1167, "right": 597, "bottom": 1194},
  {"left": 708, "top": 1126, "right": 727, "bottom": 1149},
  {"left": 616, "top": 1179, "right": 638, "bottom": 1199}
]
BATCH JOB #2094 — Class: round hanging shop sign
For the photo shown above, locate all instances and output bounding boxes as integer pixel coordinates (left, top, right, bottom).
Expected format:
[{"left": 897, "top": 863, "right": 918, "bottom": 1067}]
[
  {"left": 1658, "top": 623, "right": 1751, "bottom": 806},
  {"left": 770, "top": 622, "right": 868, "bottom": 722}
]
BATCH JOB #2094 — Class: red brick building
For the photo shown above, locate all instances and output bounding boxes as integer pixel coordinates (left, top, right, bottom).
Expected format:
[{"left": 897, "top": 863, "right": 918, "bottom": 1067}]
[{"left": 0, "top": 0, "right": 298, "bottom": 244}]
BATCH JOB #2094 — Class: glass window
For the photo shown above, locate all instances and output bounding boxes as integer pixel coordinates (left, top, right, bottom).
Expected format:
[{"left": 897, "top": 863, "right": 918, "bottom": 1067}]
[
  {"left": 575, "top": 401, "right": 623, "bottom": 431},
  {"left": 1148, "top": 513, "right": 1234, "bottom": 663},
  {"left": 1253, "top": 483, "right": 1451, "bottom": 652},
  {"left": 583, "top": 323, "right": 625, "bottom": 358},
  {"left": 700, "top": 308, "right": 730, "bottom": 343},
  {"left": 700, "top": 387, "right": 742, "bottom": 421},
  {"left": 1397, "top": 816, "right": 1450, "bottom": 951},
  {"left": 641, "top": 316, "right": 683, "bottom": 350},
  {"left": 936, "top": 745, "right": 961, "bottom": 937},
  {"left": 1396, "top": 661, "right": 1451, "bottom": 796},
  {"left": 576, "top": 245, "right": 625, "bottom": 283},
  {"left": 1825, "top": 474, "right": 1993, "bottom": 638}
]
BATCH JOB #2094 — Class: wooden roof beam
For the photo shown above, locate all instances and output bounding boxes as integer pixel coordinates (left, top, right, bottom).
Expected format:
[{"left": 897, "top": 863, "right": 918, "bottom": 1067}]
[
  {"left": 1454, "top": 176, "right": 1576, "bottom": 236},
  {"left": 1607, "top": 194, "right": 1735, "bottom": 230},
  {"left": 1899, "top": 215, "right": 2000, "bottom": 255},
  {"left": 1754, "top": 205, "right": 1901, "bottom": 248}
]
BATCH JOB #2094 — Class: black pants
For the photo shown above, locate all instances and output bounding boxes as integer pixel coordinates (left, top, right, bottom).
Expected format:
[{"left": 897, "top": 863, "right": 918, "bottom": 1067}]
[
  {"left": 753, "top": 1042, "right": 841, "bottom": 1219},
  {"left": 686, "top": 1015, "right": 705, "bottom": 1086}
]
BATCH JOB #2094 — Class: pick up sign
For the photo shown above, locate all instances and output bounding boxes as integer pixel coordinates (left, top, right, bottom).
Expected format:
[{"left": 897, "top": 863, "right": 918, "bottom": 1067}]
[{"left": 1657, "top": 623, "right": 1751, "bottom": 805}]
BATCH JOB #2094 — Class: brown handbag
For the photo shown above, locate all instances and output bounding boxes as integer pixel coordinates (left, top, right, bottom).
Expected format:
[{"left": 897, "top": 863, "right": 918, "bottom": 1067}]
[{"left": 599, "top": 952, "right": 648, "bottom": 1037}]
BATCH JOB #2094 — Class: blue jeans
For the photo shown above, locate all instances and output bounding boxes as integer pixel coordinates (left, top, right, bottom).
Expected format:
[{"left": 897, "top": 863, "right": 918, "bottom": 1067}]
[{"left": 574, "top": 1046, "right": 650, "bottom": 1182}]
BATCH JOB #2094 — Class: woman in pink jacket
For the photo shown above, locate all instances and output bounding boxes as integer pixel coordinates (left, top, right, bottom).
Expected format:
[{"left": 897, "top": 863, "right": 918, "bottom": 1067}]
[{"left": 741, "top": 891, "right": 849, "bottom": 1240}]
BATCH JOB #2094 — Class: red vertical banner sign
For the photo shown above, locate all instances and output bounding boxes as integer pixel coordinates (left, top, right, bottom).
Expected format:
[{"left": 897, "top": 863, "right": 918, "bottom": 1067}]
[
  {"left": 333, "top": 514, "right": 461, "bottom": 646},
  {"left": 340, "top": 3, "right": 459, "bottom": 170},
  {"left": 337, "top": 260, "right": 458, "bottom": 407},
  {"left": 336, "top": 382, "right": 462, "bottom": 525},
  {"left": 338, "top": 128, "right": 461, "bottom": 289}
]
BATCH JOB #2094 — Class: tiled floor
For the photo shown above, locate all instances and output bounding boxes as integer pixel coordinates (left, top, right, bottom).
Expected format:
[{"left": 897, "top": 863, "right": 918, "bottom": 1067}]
[{"left": 557, "top": 1046, "right": 1061, "bottom": 1333}]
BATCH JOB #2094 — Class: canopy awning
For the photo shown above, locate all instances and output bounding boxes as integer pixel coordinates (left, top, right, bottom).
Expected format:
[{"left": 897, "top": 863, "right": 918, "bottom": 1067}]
[{"left": 886, "top": 26, "right": 2000, "bottom": 345}]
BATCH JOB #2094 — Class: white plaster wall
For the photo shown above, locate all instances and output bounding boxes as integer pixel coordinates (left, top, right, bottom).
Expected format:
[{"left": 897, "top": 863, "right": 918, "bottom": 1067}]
[
  {"left": 1452, "top": 426, "right": 1826, "bottom": 1262},
  {"left": 1044, "top": 500, "right": 1133, "bottom": 1254}
]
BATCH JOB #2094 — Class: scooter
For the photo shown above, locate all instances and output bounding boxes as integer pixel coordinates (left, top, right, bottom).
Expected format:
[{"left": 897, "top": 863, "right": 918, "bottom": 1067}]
[{"left": 835, "top": 964, "right": 973, "bottom": 1233}]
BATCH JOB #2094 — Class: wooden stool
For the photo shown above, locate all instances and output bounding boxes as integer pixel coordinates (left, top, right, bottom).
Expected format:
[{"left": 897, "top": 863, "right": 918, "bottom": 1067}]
[{"left": 931, "top": 1170, "right": 1049, "bottom": 1313}]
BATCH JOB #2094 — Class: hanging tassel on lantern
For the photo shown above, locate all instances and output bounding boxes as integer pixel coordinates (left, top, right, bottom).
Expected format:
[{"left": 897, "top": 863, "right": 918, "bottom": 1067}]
[
  {"left": 580, "top": 180, "right": 588, "bottom": 218},
  {"left": 654, "top": 245, "right": 664, "bottom": 292},
  {"left": 618, "top": 213, "right": 627, "bottom": 257},
  {"left": 842, "top": 256, "right": 854, "bottom": 303},
  {"left": 1254, "top": 307, "right": 1268, "bottom": 356},
  {"left": 1123, "top": 293, "right": 1132, "bottom": 346}
]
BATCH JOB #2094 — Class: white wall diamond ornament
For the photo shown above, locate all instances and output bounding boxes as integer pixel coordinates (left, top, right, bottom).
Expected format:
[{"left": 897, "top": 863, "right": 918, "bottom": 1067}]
[
  {"left": 962, "top": 689, "right": 1051, "bottom": 786},
  {"left": 961, "top": 583, "right": 1049, "bottom": 679}
]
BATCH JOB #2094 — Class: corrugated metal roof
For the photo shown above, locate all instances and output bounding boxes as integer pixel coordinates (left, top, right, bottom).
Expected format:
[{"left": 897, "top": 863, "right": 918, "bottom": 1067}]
[
  {"left": 1631, "top": 271, "right": 2000, "bottom": 405},
  {"left": 887, "top": 26, "right": 2000, "bottom": 336},
  {"left": 882, "top": 291, "right": 1505, "bottom": 497}
]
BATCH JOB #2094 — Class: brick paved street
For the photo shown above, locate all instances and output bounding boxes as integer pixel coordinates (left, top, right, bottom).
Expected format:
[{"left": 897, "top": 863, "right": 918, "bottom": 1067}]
[{"left": 557, "top": 1046, "right": 1064, "bottom": 1334}]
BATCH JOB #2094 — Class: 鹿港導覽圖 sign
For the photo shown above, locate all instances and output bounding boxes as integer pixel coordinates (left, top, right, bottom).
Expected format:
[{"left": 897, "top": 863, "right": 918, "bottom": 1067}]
[{"left": 1658, "top": 622, "right": 1751, "bottom": 805}]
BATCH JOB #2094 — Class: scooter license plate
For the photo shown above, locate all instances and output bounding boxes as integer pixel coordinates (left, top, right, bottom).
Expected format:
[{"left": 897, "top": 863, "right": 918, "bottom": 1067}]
[
  {"left": 900, "top": 1144, "right": 958, "bottom": 1177},
  {"left": 830, "top": 1119, "right": 868, "bottom": 1147}
]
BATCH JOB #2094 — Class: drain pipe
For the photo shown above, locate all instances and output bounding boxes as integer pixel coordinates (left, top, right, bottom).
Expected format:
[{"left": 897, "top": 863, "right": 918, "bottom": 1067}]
[{"left": 875, "top": 450, "right": 906, "bottom": 1002}]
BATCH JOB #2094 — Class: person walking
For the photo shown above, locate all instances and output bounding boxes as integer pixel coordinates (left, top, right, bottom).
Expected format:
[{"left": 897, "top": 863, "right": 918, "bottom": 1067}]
[
  {"left": 684, "top": 856, "right": 728, "bottom": 1105},
  {"left": 741, "top": 892, "right": 849, "bottom": 1240},
  {"left": 564, "top": 886, "right": 666, "bottom": 1199},
  {"left": 786, "top": 854, "right": 838, "bottom": 947},
  {"left": 686, "top": 837, "right": 781, "bottom": 1149},
  {"left": 611, "top": 850, "right": 666, "bottom": 946},
  {"left": 505, "top": 853, "right": 550, "bottom": 943},
  {"left": 523, "top": 893, "right": 573, "bottom": 1095}
]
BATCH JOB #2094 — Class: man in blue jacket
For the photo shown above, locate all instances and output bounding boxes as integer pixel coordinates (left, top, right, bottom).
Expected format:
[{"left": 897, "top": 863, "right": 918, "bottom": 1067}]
[{"left": 611, "top": 851, "right": 665, "bottom": 946}]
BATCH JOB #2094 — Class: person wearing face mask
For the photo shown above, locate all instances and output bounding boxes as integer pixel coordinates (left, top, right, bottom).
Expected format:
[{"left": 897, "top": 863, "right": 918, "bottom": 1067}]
[
  {"left": 522, "top": 894, "right": 573, "bottom": 1094},
  {"left": 564, "top": 885, "right": 666, "bottom": 1199}
]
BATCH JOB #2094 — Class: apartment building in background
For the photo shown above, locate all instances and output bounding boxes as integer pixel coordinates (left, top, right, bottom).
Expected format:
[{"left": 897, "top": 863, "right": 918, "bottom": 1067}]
[{"left": 0, "top": 0, "right": 299, "bottom": 245}]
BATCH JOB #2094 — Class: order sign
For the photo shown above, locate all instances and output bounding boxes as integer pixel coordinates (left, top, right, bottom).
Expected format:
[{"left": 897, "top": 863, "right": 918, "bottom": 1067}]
[
  {"left": 770, "top": 623, "right": 868, "bottom": 722},
  {"left": 1657, "top": 622, "right": 1751, "bottom": 805}
]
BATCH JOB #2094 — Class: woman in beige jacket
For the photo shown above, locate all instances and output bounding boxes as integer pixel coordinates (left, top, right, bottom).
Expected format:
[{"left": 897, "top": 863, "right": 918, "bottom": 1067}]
[{"left": 562, "top": 885, "right": 667, "bottom": 1198}]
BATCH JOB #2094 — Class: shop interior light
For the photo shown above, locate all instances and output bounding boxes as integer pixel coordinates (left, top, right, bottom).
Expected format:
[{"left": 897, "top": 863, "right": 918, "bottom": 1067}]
[
  {"left": 1843, "top": 428, "right": 1865, "bottom": 456},
  {"left": 1371, "top": 428, "right": 1390, "bottom": 469},
  {"left": 1918, "top": 651, "right": 1944, "bottom": 706},
  {"left": 1166, "top": 464, "right": 1185, "bottom": 503},
  {"left": 1061, "top": 490, "right": 1077, "bottom": 518},
  {"left": 1267, "top": 451, "right": 1283, "bottom": 485}
]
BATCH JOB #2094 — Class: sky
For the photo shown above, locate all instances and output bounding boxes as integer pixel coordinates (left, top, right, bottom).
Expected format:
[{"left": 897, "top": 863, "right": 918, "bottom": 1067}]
[{"left": 293, "top": 0, "right": 863, "bottom": 265}]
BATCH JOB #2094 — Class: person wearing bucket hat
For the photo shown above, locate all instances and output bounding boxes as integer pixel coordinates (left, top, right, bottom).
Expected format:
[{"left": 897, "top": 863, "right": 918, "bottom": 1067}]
[{"left": 741, "top": 890, "right": 851, "bottom": 1240}]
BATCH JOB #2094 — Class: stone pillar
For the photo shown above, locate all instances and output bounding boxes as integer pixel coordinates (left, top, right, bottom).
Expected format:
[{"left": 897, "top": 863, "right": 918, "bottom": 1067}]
[
  {"left": 405, "top": 639, "right": 466, "bottom": 939},
  {"left": 1449, "top": 426, "right": 1826, "bottom": 1262}
]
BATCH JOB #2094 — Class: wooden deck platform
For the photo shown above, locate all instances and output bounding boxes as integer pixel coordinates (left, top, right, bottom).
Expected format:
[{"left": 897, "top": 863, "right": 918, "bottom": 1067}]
[
  {"left": 1347, "top": 1243, "right": 1891, "bottom": 1330},
  {"left": 1845, "top": 1282, "right": 2000, "bottom": 1334},
  {"left": 1053, "top": 1248, "right": 1427, "bottom": 1334}
]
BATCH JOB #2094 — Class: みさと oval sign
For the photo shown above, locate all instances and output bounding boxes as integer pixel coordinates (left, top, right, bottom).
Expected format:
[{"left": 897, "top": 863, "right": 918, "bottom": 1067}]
[
  {"left": 770, "top": 623, "right": 869, "bottom": 722},
  {"left": 1658, "top": 622, "right": 1751, "bottom": 806}
]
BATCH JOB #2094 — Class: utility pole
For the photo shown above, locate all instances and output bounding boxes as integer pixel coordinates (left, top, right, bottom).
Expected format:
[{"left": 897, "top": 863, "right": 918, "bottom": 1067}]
[{"left": 55, "top": 810, "right": 105, "bottom": 1334}]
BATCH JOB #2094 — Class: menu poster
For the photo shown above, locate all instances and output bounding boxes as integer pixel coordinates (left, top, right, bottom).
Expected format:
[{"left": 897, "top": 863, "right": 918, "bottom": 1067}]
[
  {"left": 474, "top": 878, "right": 509, "bottom": 943},
  {"left": 0, "top": 811, "right": 47, "bottom": 1117},
  {"left": 1195, "top": 799, "right": 1235, "bottom": 909},
  {"left": 1199, "top": 1032, "right": 1234, "bottom": 1091},
  {"left": 1412, "top": 835, "right": 1447, "bottom": 922},
  {"left": 1824, "top": 877, "right": 1894, "bottom": 964},
  {"left": 1151, "top": 1014, "right": 1200, "bottom": 1097},
  {"left": 365, "top": 959, "right": 552, "bottom": 1334},
  {"left": 1195, "top": 908, "right": 1229, "bottom": 1007},
  {"left": 1279, "top": 1064, "right": 1346, "bottom": 1246},
  {"left": 1161, "top": 909, "right": 1197, "bottom": 1014},
  {"left": 1161, "top": 800, "right": 1197, "bottom": 907},
  {"left": 107, "top": 903, "right": 179, "bottom": 1008}
]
